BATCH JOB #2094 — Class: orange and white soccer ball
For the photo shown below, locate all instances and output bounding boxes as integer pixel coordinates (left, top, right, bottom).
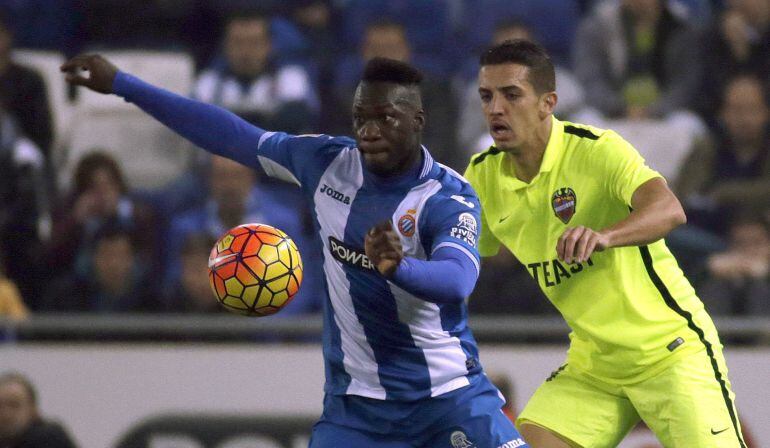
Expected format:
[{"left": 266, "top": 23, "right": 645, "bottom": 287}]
[{"left": 208, "top": 223, "right": 303, "bottom": 316}]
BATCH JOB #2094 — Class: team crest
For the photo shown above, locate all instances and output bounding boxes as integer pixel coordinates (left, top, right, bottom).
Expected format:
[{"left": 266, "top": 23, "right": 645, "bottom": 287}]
[
  {"left": 450, "top": 431, "right": 476, "bottom": 448},
  {"left": 552, "top": 187, "right": 577, "bottom": 224},
  {"left": 397, "top": 213, "right": 416, "bottom": 237}
]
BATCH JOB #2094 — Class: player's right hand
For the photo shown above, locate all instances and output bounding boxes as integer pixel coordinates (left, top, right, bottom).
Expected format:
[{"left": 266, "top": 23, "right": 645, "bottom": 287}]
[{"left": 60, "top": 54, "right": 119, "bottom": 94}]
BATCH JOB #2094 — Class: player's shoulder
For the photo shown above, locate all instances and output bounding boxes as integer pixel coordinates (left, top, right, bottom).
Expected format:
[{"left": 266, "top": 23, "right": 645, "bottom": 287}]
[
  {"left": 432, "top": 163, "right": 478, "bottom": 198},
  {"left": 422, "top": 163, "right": 480, "bottom": 215},
  {"left": 562, "top": 120, "right": 626, "bottom": 149},
  {"left": 260, "top": 132, "right": 355, "bottom": 153},
  {"left": 468, "top": 145, "right": 505, "bottom": 169}
]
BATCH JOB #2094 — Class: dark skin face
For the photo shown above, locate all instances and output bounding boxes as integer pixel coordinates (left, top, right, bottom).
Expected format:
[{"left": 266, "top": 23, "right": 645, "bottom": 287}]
[{"left": 352, "top": 81, "right": 425, "bottom": 176}]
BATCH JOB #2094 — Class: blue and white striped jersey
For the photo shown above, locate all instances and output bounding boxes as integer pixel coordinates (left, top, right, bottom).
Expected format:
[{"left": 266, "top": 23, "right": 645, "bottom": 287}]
[{"left": 257, "top": 132, "right": 484, "bottom": 401}]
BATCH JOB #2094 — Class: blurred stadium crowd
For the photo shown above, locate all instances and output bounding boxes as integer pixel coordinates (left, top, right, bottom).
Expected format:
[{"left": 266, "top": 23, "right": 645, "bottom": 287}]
[{"left": 0, "top": 0, "right": 768, "bottom": 319}]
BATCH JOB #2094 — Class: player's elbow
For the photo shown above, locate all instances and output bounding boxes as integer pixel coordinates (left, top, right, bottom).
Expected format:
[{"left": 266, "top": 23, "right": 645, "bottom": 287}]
[
  {"left": 669, "top": 199, "right": 687, "bottom": 229},
  {"left": 432, "top": 276, "right": 474, "bottom": 304}
]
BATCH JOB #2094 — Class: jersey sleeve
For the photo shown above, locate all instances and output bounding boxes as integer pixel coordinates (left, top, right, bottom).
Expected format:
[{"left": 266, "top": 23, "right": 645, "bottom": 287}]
[
  {"left": 256, "top": 132, "right": 355, "bottom": 189},
  {"left": 421, "top": 186, "right": 482, "bottom": 276},
  {"left": 462, "top": 163, "right": 502, "bottom": 257},
  {"left": 598, "top": 131, "right": 663, "bottom": 206},
  {"left": 112, "top": 71, "right": 352, "bottom": 193}
]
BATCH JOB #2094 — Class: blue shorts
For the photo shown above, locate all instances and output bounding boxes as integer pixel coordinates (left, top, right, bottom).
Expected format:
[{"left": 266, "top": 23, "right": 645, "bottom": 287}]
[{"left": 309, "top": 374, "right": 528, "bottom": 448}]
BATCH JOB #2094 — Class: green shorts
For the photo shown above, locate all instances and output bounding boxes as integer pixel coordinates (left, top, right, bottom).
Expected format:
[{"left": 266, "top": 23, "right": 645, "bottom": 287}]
[{"left": 516, "top": 348, "right": 745, "bottom": 447}]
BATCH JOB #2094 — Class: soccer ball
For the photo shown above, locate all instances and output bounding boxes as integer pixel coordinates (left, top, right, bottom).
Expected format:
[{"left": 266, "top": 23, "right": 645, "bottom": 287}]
[{"left": 208, "top": 223, "right": 303, "bottom": 316}]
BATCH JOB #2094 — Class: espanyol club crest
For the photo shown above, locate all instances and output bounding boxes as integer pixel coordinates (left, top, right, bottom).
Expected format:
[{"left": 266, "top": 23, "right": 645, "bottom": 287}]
[
  {"left": 552, "top": 187, "right": 577, "bottom": 224},
  {"left": 397, "top": 212, "right": 416, "bottom": 237}
]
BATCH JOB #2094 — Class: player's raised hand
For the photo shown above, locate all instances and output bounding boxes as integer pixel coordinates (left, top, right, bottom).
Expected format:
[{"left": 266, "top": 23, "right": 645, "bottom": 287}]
[
  {"left": 556, "top": 225, "right": 610, "bottom": 264},
  {"left": 60, "top": 54, "right": 119, "bottom": 94},
  {"left": 365, "top": 221, "right": 404, "bottom": 277}
]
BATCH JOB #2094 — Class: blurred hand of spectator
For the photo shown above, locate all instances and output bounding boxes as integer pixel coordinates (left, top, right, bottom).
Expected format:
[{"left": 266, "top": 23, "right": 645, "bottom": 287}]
[
  {"left": 708, "top": 253, "right": 768, "bottom": 280},
  {"left": 708, "top": 219, "right": 770, "bottom": 281}
]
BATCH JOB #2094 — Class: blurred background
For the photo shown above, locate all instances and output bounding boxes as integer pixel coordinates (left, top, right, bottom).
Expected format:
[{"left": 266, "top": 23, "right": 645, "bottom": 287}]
[{"left": 0, "top": 0, "right": 768, "bottom": 447}]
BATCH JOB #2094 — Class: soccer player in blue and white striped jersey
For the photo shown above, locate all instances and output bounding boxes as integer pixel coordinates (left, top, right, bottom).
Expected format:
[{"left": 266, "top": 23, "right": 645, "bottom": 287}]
[{"left": 61, "top": 54, "right": 527, "bottom": 448}]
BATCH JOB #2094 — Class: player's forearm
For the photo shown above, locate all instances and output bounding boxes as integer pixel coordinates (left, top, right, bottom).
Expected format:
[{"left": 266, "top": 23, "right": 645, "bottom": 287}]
[
  {"left": 390, "top": 249, "right": 477, "bottom": 304},
  {"left": 602, "top": 197, "right": 686, "bottom": 248},
  {"left": 112, "top": 72, "right": 265, "bottom": 167}
]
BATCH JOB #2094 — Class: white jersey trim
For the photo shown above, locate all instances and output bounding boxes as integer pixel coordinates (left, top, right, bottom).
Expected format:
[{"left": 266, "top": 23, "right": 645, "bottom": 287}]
[{"left": 258, "top": 155, "right": 301, "bottom": 186}]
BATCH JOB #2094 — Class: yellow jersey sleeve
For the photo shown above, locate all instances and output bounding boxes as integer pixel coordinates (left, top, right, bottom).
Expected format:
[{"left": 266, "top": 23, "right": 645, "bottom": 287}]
[
  {"left": 597, "top": 131, "right": 662, "bottom": 205},
  {"left": 464, "top": 159, "right": 501, "bottom": 257}
]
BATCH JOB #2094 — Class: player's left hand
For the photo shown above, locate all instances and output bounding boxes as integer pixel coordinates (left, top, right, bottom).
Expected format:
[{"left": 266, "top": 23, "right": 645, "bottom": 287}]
[
  {"left": 365, "top": 221, "right": 404, "bottom": 278},
  {"left": 557, "top": 226, "right": 610, "bottom": 264}
]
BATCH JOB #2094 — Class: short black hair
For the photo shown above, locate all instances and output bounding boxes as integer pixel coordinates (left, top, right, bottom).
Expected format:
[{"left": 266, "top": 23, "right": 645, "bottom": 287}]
[
  {"left": 0, "top": 372, "right": 37, "bottom": 406},
  {"left": 362, "top": 57, "right": 423, "bottom": 85},
  {"left": 74, "top": 150, "right": 127, "bottom": 197},
  {"left": 480, "top": 39, "right": 555, "bottom": 94}
]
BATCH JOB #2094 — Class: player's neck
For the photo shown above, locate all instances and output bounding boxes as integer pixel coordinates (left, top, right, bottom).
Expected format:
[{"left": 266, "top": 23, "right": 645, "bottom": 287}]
[{"left": 508, "top": 118, "right": 552, "bottom": 183}]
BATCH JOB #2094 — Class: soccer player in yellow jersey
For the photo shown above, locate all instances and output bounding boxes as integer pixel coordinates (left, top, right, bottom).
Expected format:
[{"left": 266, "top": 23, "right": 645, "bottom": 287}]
[{"left": 464, "top": 40, "right": 746, "bottom": 448}]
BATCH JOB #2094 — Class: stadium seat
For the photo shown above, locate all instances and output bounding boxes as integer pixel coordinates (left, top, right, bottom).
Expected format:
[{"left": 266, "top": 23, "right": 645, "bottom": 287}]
[{"left": 65, "top": 50, "right": 196, "bottom": 190}]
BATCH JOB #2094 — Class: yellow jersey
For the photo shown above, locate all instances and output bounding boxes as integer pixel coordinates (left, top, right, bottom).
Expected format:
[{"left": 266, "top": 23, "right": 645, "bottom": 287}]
[{"left": 465, "top": 117, "right": 721, "bottom": 383}]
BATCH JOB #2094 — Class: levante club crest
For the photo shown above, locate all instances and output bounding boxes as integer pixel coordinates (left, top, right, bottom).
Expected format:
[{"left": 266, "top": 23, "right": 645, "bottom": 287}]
[{"left": 552, "top": 187, "right": 576, "bottom": 224}]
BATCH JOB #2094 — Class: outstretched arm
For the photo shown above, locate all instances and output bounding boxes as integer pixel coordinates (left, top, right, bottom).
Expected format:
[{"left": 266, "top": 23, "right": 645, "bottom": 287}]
[{"left": 60, "top": 54, "right": 266, "bottom": 168}]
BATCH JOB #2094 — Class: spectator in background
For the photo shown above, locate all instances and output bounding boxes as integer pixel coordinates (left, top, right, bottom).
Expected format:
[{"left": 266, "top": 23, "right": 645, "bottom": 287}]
[
  {"left": 457, "top": 21, "right": 585, "bottom": 156},
  {"left": 283, "top": 0, "right": 340, "bottom": 132},
  {"left": 162, "top": 233, "right": 224, "bottom": 314},
  {"left": 41, "top": 220, "right": 154, "bottom": 313},
  {"left": 47, "top": 151, "right": 159, "bottom": 281},
  {"left": 699, "top": 0, "right": 770, "bottom": 122},
  {"left": 699, "top": 212, "right": 770, "bottom": 316},
  {"left": 164, "top": 155, "right": 323, "bottom": 315},
  {"left": 0, "top": 372, "right": 77, "bottom": 448},
  {"left": 193, "top": 10, "right": 318, "bottom": 134},
  {"left": 676, "top": 73, "right": 770, "bottom": 232},
  {"left": 0, "top": 12, "right": 53, "bottom": 157},
  {"left": 0, "top": 256, "right": 28, "bottom": 321},
  {"left": 332, "top": 21, "right": 461, "bottom": 169},
  {"left": 0, "top": 105, "right": 49, "bottom": 306},
  {"left": 572, "top": 0, "right": 702, "bottom": 120}
]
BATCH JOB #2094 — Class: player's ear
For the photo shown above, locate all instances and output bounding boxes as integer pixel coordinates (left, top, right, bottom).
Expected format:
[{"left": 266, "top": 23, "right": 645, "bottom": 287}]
[
  {"left": 413, "top": 108, "right": 425, "bottom": 131},
  {"left": 539, "top": 91, "right": 557, "bottom": 119}
]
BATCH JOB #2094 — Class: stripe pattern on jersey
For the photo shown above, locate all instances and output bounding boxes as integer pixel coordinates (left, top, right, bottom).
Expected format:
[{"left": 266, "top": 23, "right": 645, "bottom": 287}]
[
  {"left": 314, "top": 148, "right": 386, "bottom": 398},
  {"left": 639, "top": 246, "right": 746, "bottom": 448},
  {"left": 388, "top": 179, "right": 470, "bottom": 396}
]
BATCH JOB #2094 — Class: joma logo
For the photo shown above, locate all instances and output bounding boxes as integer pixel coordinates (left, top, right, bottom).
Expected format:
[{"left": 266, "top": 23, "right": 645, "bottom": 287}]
[{"left": 319, "top": 184, "right": 351, "bottom": 204}]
